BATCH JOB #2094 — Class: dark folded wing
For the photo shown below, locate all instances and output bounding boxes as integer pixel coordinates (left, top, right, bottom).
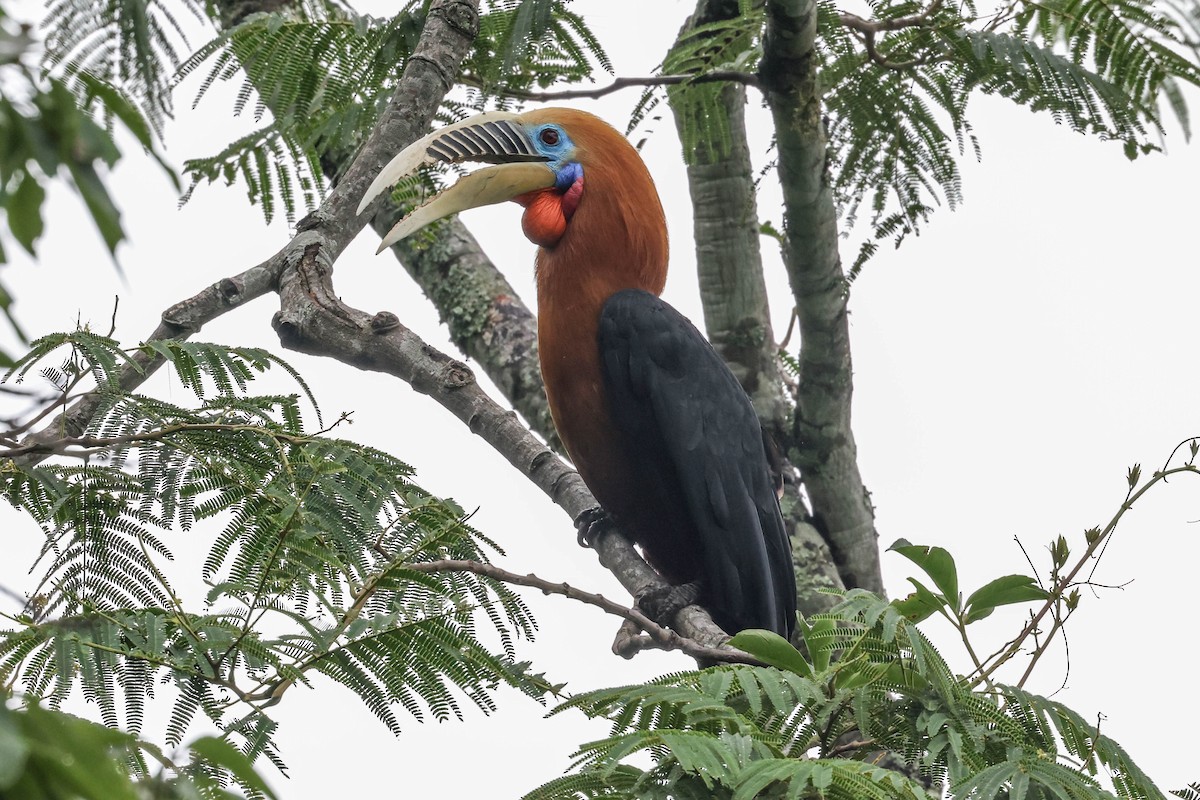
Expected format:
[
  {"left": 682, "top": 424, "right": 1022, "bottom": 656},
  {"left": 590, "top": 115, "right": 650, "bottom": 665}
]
[{"left": 598, "top": 289, "right": 796, "bottom": 637}]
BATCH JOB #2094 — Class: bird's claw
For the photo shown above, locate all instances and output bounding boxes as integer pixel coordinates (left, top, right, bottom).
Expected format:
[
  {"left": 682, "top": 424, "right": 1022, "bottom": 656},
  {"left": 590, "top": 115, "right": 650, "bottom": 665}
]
[
  {"left": 635, "top": 582, "right": 701, "bottom": 627},
  {"left": 574, "top": 506, "right": 613, "bottom": 547}
]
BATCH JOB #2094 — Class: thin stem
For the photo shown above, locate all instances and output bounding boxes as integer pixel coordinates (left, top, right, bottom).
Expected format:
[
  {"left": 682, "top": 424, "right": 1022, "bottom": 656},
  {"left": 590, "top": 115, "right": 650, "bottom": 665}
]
[
  {"left": 467, "top": 70, "right": 761, "bottom": 102},
  {"left": 971, "top": 462, "right": 1199, "bottom": 688}
]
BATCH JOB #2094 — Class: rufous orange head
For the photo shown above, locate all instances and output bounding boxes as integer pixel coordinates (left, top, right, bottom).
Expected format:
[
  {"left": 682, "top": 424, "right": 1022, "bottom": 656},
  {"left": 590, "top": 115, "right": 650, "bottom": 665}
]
[{"left": 357, "top": 107, "right": 668, "bottom": 294}]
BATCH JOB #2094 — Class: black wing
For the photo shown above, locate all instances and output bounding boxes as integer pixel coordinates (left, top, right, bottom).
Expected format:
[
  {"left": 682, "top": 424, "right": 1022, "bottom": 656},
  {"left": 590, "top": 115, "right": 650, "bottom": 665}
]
[{"left": 598, "top": 289, "right": 796, "bottom": 637}]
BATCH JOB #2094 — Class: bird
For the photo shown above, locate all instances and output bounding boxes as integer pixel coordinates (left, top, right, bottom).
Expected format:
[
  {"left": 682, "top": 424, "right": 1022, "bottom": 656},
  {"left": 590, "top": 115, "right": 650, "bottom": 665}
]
[{"left": 357, "top": 108, "right": 796, "bottom": 639}]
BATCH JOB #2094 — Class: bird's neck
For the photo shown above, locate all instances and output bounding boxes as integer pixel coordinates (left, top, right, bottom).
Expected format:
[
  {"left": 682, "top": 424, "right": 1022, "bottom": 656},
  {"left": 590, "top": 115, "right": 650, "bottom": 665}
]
[
  {"left": 534, "top": 164, "right": 668, "bottom": 327},
  {"left": 532, "top": 158, "right": 668, "bottom": 480}
]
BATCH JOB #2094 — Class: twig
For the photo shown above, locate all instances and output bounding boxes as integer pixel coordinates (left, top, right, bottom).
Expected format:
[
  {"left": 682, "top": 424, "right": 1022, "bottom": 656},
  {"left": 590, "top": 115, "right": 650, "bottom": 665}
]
[
  {"left": 838, "top": 0, "right": 945, "bottom": 35},
  {"left": 972, "top": 461, "right": 1200, "bottom": 688},
  {"left": 464, "top": 70, "right": 762, "bottom": 102},
  {"left": 410, "top": 559, "right": 760, "bottom": 665},
  {"left": 838, "top": 0, "right": 946, "bottom": 70},
  {"left": 828, "top": 737, "right": 878, "bottom": 757}
]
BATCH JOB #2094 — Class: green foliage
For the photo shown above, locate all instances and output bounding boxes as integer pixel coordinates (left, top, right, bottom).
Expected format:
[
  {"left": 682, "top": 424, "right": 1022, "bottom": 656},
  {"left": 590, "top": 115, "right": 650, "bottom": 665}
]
[
  {"left": 470, "top": 0, "right": 612, "bottom": 92},
  {"left": 0, "top": 700, "right": 276, "bottom": 799},
  {"left": 0, "top": 4, "right": 176, "bottom": 365},
  {"left": 527, "top": 588, "right": 1166, "bottom": 799},
  {"left": 631, "top": 0, "right": 764, "bottom": 163},
  {"left": 0, "top": 331, "right": 550, "bottom": 783},
  {"left": 821, "top": 0, "right": 1200, "bottom": 276},
  {"left": 178, "top": 0, "right": 610, "bottom": 223},
  {"left": 176, "top": 8, "right": 422, "bottom": 223},
  {"left": 636, "top": 0, "right": 1198, "bottom": 277},
  {"left": 40, "top": 0, "right": 206, "bottom": 134}
]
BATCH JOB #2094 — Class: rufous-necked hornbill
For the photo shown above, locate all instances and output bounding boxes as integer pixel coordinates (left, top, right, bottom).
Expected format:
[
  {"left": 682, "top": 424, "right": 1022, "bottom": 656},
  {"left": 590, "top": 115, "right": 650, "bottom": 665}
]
[{"left": 357, "top": 108, "right": 796, "bottom": 639}]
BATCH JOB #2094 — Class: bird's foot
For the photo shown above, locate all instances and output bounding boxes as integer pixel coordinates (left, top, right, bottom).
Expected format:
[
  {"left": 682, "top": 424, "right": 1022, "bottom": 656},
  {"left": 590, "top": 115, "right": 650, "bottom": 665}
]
[
  {"left": 574, "top": 506, "right": 614, "bottom": 548},
  {"left": 635, "top": 581, "right": 701, "bottom": 628}
]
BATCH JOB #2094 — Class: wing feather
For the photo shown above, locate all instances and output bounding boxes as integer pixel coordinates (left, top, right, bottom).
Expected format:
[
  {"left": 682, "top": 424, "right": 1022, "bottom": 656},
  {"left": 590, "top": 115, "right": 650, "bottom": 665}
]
[{"left": 598, "top": 289, "right": 797, "bottom": 637}]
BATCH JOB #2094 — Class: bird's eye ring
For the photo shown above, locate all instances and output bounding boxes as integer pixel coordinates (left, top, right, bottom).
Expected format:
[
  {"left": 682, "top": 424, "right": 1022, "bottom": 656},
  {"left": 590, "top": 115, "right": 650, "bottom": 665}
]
[{"left": 539, "top": 128, "right": 560, "bottom": 146}]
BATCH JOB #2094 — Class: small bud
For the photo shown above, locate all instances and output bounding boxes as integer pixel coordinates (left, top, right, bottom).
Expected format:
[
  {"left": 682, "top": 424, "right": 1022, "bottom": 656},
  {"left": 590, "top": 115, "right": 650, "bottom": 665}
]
[
  {"left": 1066, "top": 589, "right": 1081, "bottom": 611},
  {"left": 1126, "top": 463, "right": 1141, "bottom": 488},
  {"left": 1084, "top": 527, "right": 1101, "bottom": 545},
  {"left": 1052, "top": 535, "right": 1070, "bottom": 569}
]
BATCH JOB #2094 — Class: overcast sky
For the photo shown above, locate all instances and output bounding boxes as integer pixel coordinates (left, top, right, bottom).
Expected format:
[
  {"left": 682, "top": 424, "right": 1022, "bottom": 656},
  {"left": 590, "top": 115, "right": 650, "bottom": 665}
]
[{"left": 3, "top": 0, "right": 1199, "bottom": 795}]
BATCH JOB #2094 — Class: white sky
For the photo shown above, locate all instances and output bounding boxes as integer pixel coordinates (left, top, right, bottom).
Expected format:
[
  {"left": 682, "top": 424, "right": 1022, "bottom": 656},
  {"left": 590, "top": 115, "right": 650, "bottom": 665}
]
[{"left": 3, "top": 0, "right": 1199, "bottom": 795}]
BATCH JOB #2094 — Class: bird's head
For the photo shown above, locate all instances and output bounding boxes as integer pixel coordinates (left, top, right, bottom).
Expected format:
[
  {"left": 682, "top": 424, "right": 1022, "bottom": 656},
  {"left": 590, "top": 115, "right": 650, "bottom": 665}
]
[{"left": 357, "top": 108, "right": 666, "bottom": 268}]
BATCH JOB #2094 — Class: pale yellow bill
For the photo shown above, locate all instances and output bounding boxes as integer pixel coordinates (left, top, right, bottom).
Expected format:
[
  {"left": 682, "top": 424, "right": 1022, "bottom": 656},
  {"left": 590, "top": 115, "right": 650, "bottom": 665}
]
[
  {"left": 356, "top": 111, "right": 525, "bottom": 216},
  {"left": 375, "top": 162, "right": 556, "bottom": 253}
]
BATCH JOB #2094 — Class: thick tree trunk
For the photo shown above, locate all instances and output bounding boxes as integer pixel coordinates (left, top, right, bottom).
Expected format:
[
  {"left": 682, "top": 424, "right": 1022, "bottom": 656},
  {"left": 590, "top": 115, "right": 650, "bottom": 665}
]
[
  {"left": 761, "top": 0, "right": 883, "bottom": 594},
  {"left": 668, "top": 0, "right": 844, "bottom": 616}
]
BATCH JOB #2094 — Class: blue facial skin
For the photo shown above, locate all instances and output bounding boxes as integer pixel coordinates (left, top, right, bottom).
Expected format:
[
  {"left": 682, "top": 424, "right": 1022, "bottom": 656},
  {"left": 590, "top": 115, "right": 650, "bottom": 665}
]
[{"left": 527, "top": 124, "right": 583, "bottom": 189}]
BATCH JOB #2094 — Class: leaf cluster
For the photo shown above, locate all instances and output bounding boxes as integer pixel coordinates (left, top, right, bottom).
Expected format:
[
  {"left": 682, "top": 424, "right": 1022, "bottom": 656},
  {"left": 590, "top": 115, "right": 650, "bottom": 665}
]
[
  {"left": 527, "top": 589, "right": 1169, "bottom": 799},
  {"left": 0, "top": 699, "right": 277, "bottom": 800},
  {"left": 643, "top": 0, "right": 1198, "bottom": 278},
  {"left": 39, "top": 0, "right": 206, "bottom": 134},
  {"left": 0, "top": 331, "right": 550, "bottom": 786},
  {"left": 177, "top": 0, "right": 610, "bottom": 223},
  {"left": 0, "top": 3, "right": 178, "bottom": 366},
  {"left": 817, "top": 0, "right": 1200, "bottom": 277}
]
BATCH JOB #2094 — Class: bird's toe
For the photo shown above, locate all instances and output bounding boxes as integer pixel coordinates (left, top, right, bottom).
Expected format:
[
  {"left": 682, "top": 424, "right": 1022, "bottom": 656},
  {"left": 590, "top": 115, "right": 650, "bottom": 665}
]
[
  {"left": 574, "top": 506, "right": 614, "bottom": 547},
  {"left": 635, "top": 581, "right": 701, "bottom": 627}
]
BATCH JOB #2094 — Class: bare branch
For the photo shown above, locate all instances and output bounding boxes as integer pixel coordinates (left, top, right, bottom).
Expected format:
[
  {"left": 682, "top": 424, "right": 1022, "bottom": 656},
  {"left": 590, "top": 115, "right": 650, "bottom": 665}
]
[
  {"left": 411, "top": 559, "right": 759, "bottom": 664},
  {"left": 271, "top": 238, "right": 734, "bottom": 649},
  {"left": 464, "top": 70, "right": 761, "bottom": 102},
  {"left": 837, "top": 0, "right": 947, "bottom": 70},
  {"left": 837, "top": 0, "right": 945, "bottom": 34}
]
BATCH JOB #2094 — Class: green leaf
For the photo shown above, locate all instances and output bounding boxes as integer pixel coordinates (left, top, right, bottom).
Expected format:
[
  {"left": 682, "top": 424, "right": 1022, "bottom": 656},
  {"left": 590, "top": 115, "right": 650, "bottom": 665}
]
[
  {"left": 78, "top": 73, "right": 180, "bottom": 191},
  {"left": 892, "top": 577, "right": 946, "bottom": 623},
  {"left": 797, "top": 616, "right": 835, "bottom": 671},
  {"left": 727, "top": 629, "right": 812, "bottom": 678},
  {"left": 963, "top": 575, "right": 1050, "bottom": 624},
  {"left": 0, "top": 706, "right": 31, "bottom": 789},
  {"left": 889, "top": 539, "right": 959, "bottom": 608},
  {"left": 7, "top": 172, "right": 45, "bottom": 254},
  {"left": 65, "top": 161, "right": 124, "bottom": 255},
  {"left": 17, "top": 703, "right": 141, "bottom": 800},
  {"left": 188, "top": 736, "right": 278, "bottom": 798}
]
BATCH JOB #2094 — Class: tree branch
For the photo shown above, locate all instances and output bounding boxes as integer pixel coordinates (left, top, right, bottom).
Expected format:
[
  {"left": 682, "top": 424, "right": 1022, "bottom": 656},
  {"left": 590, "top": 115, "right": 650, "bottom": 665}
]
[
  {"left": 837, "top": 0, "right": 945, "bottom": 35},
  {"left": 12, "top": 256, "right": 284, "bottom": 467},
  {"left": 371, "top": 215, "right": 559, "bottom": 448},
  {"left": 761, "top": 0, "right": 883, "bottom": 594},
  {"left": 14, "top": 0, "right": 484, "bottom": 466},
  {"left": 668, "top": 0, "right": 844, "bottom": 617},
  {"left": 466, "top": 70, "right": 761, "bottom": 102},
  {"left": 270, "top": 237, "right": 733, "bottom": 649},
  {"left": 411, "top": 559, "right": 759, "bottom": 664}
]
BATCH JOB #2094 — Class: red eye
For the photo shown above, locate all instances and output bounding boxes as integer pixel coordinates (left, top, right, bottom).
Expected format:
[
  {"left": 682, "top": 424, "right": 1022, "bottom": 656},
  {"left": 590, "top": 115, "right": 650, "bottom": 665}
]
[{"left": 539, "top": 128, "right": 560, "bottom": 146}]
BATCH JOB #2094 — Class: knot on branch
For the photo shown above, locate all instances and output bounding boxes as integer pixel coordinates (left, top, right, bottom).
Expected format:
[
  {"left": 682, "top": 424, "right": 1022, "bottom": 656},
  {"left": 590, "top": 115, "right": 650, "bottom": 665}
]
[
  {"left": 441, "top": 359, "right": 475, "bottom": 389},
  {"left": 270, "top": 310, "right": 303, "bottom": 347},
  {"left": 218, "top": 278, "right": 243, "bottom": 301},
  {"left": 295, "top": 209, "right": 330, "bottom": 232},
  {"left": 431, "top": 0, "right": 479, "bottom": 38},
  {"left": 370, "top": 311, "right": 400, "bottom": 333}
]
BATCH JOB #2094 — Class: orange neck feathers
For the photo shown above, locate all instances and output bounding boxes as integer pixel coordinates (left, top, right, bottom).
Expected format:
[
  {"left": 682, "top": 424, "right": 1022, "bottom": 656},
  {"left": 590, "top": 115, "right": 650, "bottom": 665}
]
[
  {"left": 524, "top": 109, "right": 669, "bottom": 315},
  {"left": 524, "top": 110, "right": 669, "bottom": 492}
]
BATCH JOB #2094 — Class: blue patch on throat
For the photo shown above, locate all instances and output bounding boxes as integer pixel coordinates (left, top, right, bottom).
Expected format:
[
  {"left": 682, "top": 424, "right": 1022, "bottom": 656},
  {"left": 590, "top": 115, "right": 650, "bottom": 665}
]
[{"left": 555, "top": 162, "right": 584, "bottom": 192}]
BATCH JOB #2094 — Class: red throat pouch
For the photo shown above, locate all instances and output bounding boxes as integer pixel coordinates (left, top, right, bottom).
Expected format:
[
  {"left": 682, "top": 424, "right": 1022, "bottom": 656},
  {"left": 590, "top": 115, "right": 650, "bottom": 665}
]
[{"left": 516, "top": 188, "right": 567, "bottom": 248}]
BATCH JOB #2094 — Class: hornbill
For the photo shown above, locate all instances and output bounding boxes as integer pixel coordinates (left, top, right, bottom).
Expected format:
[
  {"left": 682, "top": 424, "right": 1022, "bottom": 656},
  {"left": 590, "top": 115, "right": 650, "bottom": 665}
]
[{"left": 358, "top": 108, "right": 796, "bottom": 639}]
